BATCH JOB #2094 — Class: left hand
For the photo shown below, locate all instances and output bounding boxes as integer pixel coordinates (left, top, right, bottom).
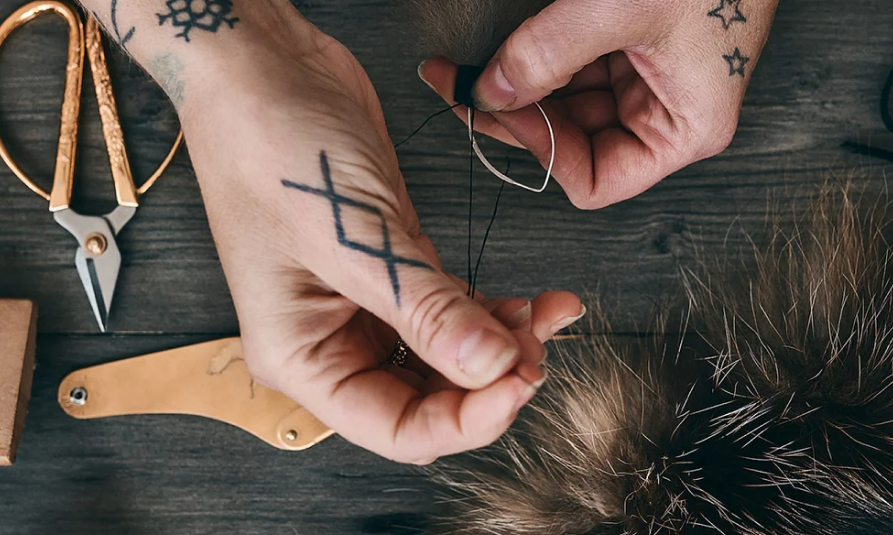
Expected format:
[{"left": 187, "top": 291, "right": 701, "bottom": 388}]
[{"left": 419, "top": 0, "right": 779, "bottom": 209}]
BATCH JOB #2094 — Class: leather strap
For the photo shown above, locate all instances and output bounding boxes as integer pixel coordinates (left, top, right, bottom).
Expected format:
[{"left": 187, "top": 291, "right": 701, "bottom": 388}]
[{"left": 58, "top": 338, "right": 334, "bottom": 451}]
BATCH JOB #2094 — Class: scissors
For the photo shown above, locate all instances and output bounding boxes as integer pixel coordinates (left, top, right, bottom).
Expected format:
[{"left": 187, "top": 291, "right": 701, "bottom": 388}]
[{"left": 0, "top": 1, "right": 183, "bottom": 332}]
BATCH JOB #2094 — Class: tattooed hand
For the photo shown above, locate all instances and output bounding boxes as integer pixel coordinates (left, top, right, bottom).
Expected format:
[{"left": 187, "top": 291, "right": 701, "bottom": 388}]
[
  {"left": 419, "top": 0, "right": 779, "bottom": 209},
  {"left": 82, "top": 0, "right": 585, "bottom": 462}
]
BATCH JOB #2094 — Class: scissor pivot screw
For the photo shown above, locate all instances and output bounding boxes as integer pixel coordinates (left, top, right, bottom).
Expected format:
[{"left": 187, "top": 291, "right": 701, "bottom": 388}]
[
  {"left": 70, "top": 387, "right": 88, "bottom": 406},
  {"left": 285, "top": 430, "right": 299, "bottom": 441},
  {"left": 84, "top": 233, "right": 107, "bottom": 256}
]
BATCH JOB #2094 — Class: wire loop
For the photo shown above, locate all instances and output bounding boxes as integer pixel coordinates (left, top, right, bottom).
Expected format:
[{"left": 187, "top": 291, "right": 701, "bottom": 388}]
[{"left": 467, "top": 102, "right": 555, "bottom": 193}]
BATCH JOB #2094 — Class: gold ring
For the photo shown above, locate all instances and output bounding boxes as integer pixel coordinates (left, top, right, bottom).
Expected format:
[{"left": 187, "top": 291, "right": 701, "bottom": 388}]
[{"left": 386, "top": 339, "right": 410, "bottom": 367}]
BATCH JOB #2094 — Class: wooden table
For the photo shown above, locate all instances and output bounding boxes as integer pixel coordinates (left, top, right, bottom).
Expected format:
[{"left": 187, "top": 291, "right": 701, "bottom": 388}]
[{"left": 0, "top": 0, "right": 891, "bottom": 532}]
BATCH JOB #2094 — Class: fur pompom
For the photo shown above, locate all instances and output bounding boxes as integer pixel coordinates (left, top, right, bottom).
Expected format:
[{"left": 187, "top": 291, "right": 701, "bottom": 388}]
[
  {"left": 401, "top": 0, "right": 555, "bottom": 65},
  {"left": 430, "top": 185, "right": 893, "bottom": 535},
  {"left": 684, "top": 185, "right": 893, "bottom": 533}
]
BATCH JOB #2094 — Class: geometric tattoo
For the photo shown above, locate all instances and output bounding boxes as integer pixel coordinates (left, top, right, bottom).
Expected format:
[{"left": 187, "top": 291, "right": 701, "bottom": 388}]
[
  {"left": 157, "top": 0, "right": 240, "bottom": 43},
  {"left": 708, "top": 0, "right": 747, "bottom": 30},
  {"left": 723, "top": 48, "right": 750, "bottom": 77},
  {"left": 281, "top": 152, "right": 433, "bottom": 307},
  {"left": 109, "top": 0, "right": 135, "bottom": 47}
]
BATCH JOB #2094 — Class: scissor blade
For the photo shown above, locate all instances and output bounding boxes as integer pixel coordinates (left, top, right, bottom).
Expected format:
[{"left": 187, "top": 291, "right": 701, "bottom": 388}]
[
  {"left": 56, "top": 210, "right": 125, "bottom": 333},
  {"left": 74, "top": 245, "right": 121, "bottom": 333}
]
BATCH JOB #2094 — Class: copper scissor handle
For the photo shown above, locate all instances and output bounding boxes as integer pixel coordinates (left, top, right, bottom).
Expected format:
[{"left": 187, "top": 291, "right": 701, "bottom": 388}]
[{"left": 0, "top": 1, "right": 183, "bottom": 211}]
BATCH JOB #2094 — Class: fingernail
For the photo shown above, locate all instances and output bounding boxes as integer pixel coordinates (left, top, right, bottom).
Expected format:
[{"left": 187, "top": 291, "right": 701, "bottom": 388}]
[
  {"left": 473, "top": 62, "right": 516, "bottom": 112},
  {"left": 505, "top": 302, "right": 532, "bottom": 330},
  {"left": 532, "top": 367, "right": 548, "bottom": 389},
  {"left": 515, "top": 360, "right": 544, "bottom": 387},
  {"left": 458, "top": 329, "right": 519, "bottom": 379},
  {"left": 514, "top": 384, "right": 539, "bottom": 413},
  {"left": 418, "top": 60, "right": 436, "bottom": 92},
  {"left": 551, "top": 305, "right": 587, "bottom": 334}
]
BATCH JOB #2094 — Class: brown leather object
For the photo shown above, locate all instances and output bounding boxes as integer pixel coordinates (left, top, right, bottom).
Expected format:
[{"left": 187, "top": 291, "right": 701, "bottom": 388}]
[
  {"left": 0, "top": 300, "right": 38, "bottom": 466},
  {"left": 58, "top": 338, "right": 334, "bottom": 451}
]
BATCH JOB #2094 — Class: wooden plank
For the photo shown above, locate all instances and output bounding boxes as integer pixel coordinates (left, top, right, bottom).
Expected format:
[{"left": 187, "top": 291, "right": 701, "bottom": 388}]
[
  {"left": 2, "top": 334, "right": 435, "bottom": 534},
  {"left": 0, "top": 299, "right": 36, "bottom": 466},
  {"left": 0, "top": 0, "right": 888, "bottom": 531},
  {"left": 0, "top": 0, "right": 890, "bottom": 334}
]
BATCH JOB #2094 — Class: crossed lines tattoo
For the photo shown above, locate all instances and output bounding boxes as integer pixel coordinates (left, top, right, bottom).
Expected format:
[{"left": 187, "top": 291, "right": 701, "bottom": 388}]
[
  {"left": 282, "top": 152, "right": 433, "bottom": 307},
  {"left": 708, "top": 0, "right": 751, "bottom": 78}
]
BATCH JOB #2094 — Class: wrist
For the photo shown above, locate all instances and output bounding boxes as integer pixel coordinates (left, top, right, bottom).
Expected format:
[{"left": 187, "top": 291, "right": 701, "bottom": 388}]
[
  {"left": 86, "top": 0, "right": 316, "bottom": 114},
  {"left": 162, "top": 2, "right": 323, "bottom": 114}
]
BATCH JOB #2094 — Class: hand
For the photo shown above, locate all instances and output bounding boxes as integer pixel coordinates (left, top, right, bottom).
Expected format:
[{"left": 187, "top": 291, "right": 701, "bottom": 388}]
[
  {"left": 419, "top": 0, "right": 779, "bottom": 209},
  {"left": 177, "top": 5, "right": 585, "bottom": 463}
]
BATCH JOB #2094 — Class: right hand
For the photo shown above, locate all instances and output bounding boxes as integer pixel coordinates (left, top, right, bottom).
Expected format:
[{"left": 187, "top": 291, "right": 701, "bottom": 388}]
[{"left": 173, "top": 3, "right": 585, "bottom": 463}]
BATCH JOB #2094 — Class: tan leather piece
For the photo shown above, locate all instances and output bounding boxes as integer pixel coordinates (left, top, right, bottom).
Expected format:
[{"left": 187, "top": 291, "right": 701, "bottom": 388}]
[
  {"left": 0, "top": 299, "right": 38, "bottom": 466},
  {"left": 58, "top": 338, "right": 335, "bottom": 451}
]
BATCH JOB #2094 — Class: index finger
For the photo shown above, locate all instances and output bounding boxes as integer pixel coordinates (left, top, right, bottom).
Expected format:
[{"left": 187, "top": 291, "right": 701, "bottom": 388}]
[
  {"left": 279, "top": 333, "right": 545, "bottom": 464},
  {"left": 420, "top": 56, "right": 668, "bottom": 209}
]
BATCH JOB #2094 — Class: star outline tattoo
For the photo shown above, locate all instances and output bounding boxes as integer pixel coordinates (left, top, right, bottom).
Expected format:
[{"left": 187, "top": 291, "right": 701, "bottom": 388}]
[
  {"left": 708, "top": 0, "right": 747, "bottom": 30},
  {"left": 281, "top": 152, "right": 433, "bottom": 308},
  {"left": 723, "top": 47, "right": 749, "bottom": 77}
]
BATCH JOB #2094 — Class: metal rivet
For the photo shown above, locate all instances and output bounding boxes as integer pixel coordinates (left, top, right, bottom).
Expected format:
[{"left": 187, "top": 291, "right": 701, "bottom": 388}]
[
  {"left": 70, "top": 387, "right": 88, "bottom": 405},
  {"left": 84, "top": 233, "right": 107, "bottom": 256},
  {"left": 285, "top": 430, "right": 298, "bottom": 441}
]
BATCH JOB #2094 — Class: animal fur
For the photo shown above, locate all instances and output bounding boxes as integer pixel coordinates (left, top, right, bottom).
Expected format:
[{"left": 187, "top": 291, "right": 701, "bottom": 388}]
[
  {"left": 428, "top": 186, "right": 893, "bottom": 535},
  {"left": 402, "top": 0, "right": 555, "bottom": 65},
  {"left": 405, "top": 2, "right": 893, "bottom": 531}
]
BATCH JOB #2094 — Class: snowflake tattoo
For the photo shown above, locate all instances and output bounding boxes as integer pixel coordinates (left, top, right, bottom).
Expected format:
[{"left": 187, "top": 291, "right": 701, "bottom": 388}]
[
  {"left": 282, "top": 152, "right": 433, "bottom": 307},
  {"left": 157, "top": 0, "right": 239, "bottom": 42},
  {"left": 708, "top": 0, "right": 747, "bottom": 30},
  {"left": 723, "top": 48, "right": 750, "bottom": 77}
]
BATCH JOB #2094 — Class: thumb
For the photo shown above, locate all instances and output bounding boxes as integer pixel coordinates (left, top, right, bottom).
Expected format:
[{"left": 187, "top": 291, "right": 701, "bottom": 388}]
[
  {"left": 367, "top": 252, "right": 541, "bottom": 391},
  {"left": 291, "top": 161, "right": 541, "bottom": 391},
  {"left": 473, "top": 0, "right": 648, "bottom": 112},
  {"left": 286, "top": 152, "right": 542, "bottom": 393}
]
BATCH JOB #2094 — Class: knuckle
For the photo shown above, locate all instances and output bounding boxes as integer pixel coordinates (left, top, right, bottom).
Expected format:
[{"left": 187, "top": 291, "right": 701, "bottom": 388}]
[
  {"left": 504, "top": 25, "right": 564, "bottom": 92},
  {"left": 691, "top": 107, "right": 739, "bottom": 159},
  {"left": 709, "top": 124, "right": 737, "bottom": 155},
  {"left": 406, "top": 285, "right": 466, "bottom": 355},
  {"left": 694, "top": 123, "right": 736, "bottom": 160}
]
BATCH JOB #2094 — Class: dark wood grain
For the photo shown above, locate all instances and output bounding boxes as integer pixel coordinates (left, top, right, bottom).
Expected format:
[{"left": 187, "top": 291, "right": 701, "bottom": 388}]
[
  {"left": 0, "top": 0, "right": 891, "bottom": 532},
  {"left": 2, "top": 335, "right": 435, "bottom": 535},
  {"left": 0, "top": 0, "right": 888, "bottom": 334}
]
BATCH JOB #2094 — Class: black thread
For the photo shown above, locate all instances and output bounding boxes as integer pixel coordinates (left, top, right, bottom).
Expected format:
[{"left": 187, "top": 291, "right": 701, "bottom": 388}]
[
  {"left": 467, "top": 109, "right": 475, "bottom": 295},
  {"left": 471, "top": 173, "right": 508, "bottom": 298},
  {"left": 392, "top": 83, "right": 506, "bottom": 300},
  {"left": 394, "top": 104, "right": 460, "bottom": 149}
]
